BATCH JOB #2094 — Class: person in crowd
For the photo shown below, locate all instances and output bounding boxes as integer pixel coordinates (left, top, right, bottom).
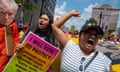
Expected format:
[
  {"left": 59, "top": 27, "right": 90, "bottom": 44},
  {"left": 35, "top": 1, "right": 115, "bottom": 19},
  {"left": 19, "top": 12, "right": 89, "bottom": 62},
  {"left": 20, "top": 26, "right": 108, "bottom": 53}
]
[
  {"left": 0, "top": 0, "right": 19, "bottom": 71},
  {"left": 19, "top": 24, "right": 29, "bottom": 39},
  {"left": 17, "top": 17, "right": 23, "bottom": 32},
  {"left": 52, "top": 10, "right": 112, "bottom": 72},
  {"left": 34, "top": 13, "right": 57, "bottom": 72},
  {"left": 17, "top": 12, "right": 58, "bottom": 72},
  {"left": 19, "top": 13, "right": 57, "bottom": 46},
  {"left": 34, "top": 13, "right": 57, "bottom": 46}
]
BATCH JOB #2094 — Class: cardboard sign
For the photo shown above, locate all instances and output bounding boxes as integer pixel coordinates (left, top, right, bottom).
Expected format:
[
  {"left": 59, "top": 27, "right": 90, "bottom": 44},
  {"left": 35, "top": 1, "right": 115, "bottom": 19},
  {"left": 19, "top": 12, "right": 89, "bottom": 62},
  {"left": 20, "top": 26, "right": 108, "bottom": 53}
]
[{"left": 4, "top": 32, "right": 60, "bottom": 72}]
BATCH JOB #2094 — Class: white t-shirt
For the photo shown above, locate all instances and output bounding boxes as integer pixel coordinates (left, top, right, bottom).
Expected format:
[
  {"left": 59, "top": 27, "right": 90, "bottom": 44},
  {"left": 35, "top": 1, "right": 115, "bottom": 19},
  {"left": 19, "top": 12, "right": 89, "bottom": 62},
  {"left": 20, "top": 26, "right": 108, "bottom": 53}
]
[{"left": 60, "top": 40, "right": 111, "bottom": 72}]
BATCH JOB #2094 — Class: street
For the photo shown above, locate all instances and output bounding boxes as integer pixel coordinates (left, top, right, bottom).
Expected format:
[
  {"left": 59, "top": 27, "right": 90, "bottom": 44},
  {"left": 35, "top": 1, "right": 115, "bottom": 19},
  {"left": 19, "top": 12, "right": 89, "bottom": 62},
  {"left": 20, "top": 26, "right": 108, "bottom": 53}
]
[{"left": 96, "top": 41, "right": 120, "bottom": 64}]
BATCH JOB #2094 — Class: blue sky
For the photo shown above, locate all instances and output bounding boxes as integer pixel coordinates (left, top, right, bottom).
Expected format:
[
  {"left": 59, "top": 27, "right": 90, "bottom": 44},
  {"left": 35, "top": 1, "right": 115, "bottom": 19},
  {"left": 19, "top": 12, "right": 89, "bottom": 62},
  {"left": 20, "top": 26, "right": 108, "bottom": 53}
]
[{"left": 54, "top": 0, "right": 120, "bottom": 31}]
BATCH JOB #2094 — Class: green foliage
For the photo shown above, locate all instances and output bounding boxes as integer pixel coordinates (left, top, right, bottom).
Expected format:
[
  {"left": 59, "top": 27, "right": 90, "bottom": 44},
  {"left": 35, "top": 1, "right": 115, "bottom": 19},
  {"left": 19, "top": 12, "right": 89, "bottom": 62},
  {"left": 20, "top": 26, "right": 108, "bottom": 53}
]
[
  {"left": 15, "top": 0, "right": 24, "bottom": 3},
  {"left": 15, "top": 0, "right": 37, "bottom": 11},
  {"left": 70, "top": 25, "right": 75, "bottom": 31},
  {"left": 85, "top": 18, "right": 97, "bottom": 24},
  {"left": 24, "top": 4, "right": 37, "bottom": 11},
  {"left": 108, "top": 29, "right": 115, "bottom": 33},
  {"left": 108, "top": 29, "right": 115, "bottom": 37}
]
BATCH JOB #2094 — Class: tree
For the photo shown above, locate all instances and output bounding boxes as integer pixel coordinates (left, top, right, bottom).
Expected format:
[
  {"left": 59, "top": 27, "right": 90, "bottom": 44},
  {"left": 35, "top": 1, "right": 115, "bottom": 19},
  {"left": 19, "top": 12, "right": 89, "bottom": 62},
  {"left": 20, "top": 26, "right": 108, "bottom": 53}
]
[
  {"left": 85, "top": 18, "right": 97, "bottom": 25},
  {"left": 108, "top": 29, "right": 115, "bottom": 37},
  {"left": 70, "top": 25, "right": 75, "bottom": 31},
  {"left": 15, "top": 0, "right": 37, "bottom": 11},
  {"left": 15, "top": 0, "right": 38, "bottom": 25}
]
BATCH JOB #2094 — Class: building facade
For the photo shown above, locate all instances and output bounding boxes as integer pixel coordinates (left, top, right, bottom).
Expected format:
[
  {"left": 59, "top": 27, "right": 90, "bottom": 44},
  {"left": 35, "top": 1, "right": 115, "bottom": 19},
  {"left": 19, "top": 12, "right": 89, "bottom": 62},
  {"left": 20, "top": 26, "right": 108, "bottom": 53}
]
[
  {"left": 15, "top": 0, "right": 56, "bottom": 31},
  {"left": 27, "top": 0, "right": 56, "bottom": 31},
  {"left": 41, "top": 0, "right": 56, "bottom": 19},
  {"left": 92, "top": 4, "right": 120, "bottom": 37}
]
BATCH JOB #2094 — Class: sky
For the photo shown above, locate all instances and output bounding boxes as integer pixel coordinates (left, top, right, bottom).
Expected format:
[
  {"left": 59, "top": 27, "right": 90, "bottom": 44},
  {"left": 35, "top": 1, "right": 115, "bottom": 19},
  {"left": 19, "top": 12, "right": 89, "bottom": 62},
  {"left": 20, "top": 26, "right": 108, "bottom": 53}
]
[{"left": 54, "top": 0, "right": 120, "bottom": 31}]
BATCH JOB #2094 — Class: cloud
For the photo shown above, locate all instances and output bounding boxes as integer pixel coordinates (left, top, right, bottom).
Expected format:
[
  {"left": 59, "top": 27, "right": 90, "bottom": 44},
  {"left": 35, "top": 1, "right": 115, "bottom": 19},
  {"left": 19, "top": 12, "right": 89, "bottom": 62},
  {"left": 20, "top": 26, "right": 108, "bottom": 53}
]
[
  {"left": 54, "top": 2, "right": 98, "bottom": 31},
  {"left": 54, "top": 2, "right": 67, "bottom": 20},
  {"left": 81, "top": 3, "right": 98, "bottom": 21}
]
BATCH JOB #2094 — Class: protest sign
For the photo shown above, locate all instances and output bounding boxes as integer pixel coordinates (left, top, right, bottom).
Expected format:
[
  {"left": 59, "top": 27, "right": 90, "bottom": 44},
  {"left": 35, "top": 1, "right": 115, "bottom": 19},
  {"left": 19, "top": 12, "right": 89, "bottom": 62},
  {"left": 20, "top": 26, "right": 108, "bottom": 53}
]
[{"left": 4, "top": 32, "right": 60, "bottom": 72}]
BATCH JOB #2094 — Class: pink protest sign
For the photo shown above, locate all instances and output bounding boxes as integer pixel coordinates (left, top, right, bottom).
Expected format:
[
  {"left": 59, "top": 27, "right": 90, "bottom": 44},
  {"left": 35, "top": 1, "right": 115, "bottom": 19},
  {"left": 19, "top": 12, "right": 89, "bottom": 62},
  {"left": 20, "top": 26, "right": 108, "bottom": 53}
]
[{"left": 4, "top": 32, "right": 60, "bottom": 72}]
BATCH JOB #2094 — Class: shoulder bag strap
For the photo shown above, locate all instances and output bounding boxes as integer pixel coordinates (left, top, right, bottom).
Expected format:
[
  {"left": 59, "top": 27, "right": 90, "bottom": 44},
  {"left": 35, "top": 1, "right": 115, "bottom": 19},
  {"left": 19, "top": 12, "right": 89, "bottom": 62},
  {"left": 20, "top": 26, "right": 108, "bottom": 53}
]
[{"left": 84, "top": 51, "right": 98, "bottom": 70}]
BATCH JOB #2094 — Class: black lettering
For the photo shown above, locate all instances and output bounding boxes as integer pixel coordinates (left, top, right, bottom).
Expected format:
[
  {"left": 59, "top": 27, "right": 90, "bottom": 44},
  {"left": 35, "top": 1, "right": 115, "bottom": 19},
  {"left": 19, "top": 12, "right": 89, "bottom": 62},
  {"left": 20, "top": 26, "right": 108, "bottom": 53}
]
[
  {"left": 18, "top": 60, "right": 28, "bottom": 67},
  {"left": 23, "top": 54, "right": 32, "bottom": 61},
  {"left": 32, "top": 64, "right": 38, "bottom": 68},
  {"left": 25, "top": 43, "right": 32, "bottom": 49},
  {"left": 33, "top": 39, "right": 42, "bottom": 48},
  {"left": 24, "top": 50, "right": 37, "bottom": 59},
  {"left": 17, "top": 56, "right": 32, "bottom": 65},
  {"left": 32, "top": 48, "right": 51, "bottom": 60},
  {"left": 38, "top": 58, "right": 46, "bottom": 64},
  {"left": 29, "top": 66, "right": 37, "bottom": 72},
  {"left": 34, "top": 61, "right": 43, "bottom": 66},
  {"left": 16, "top": 64, "right": 27, "bottom": 71},
  {"left": 39, "top": 67, "right": 44, "bottom": 71},
  {"left": 16, "top": 69, "right": 22, "bottom": 72},
  {"left": 29, "top": 37, "right": 33, "bottom": 41},
  {"left": 44, "top": 45, "right": 54, "bottom": 54}
]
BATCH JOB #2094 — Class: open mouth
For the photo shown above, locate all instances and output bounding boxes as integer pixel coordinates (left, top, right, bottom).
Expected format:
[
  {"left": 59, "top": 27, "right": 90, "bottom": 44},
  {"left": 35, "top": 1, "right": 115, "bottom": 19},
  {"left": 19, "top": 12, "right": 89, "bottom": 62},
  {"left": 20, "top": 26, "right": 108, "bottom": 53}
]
[
  {"left": 87, "top": 39, "right": 94, "bottom": 45},
  {"left": 40, "top": 23, "right": 43, "bottom": 25}
]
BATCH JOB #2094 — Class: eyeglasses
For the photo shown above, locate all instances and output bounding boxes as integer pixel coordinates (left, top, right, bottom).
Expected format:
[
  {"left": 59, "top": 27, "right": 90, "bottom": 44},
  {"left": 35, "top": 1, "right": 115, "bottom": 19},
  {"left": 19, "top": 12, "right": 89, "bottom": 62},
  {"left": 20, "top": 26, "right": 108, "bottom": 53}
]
[
  {"left": 79, "top": 57, "right": 85, "bottom": 71},
  {"left": 84, "top": 30, "right": 102, "bottom": 39},
  {"left": 0, "top": 10, "right": 15, "bottom": 16},
  {"left": 85, "top": 31, "right": 98, "bottom": 37}
]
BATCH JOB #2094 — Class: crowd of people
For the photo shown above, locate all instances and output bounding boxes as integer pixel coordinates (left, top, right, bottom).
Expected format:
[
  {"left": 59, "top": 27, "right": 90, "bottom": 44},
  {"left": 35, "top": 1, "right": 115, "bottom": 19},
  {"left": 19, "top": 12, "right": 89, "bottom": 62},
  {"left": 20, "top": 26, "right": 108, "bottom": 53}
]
[{"left": 0, "top": 0, "right": 114, "bottom": 72}]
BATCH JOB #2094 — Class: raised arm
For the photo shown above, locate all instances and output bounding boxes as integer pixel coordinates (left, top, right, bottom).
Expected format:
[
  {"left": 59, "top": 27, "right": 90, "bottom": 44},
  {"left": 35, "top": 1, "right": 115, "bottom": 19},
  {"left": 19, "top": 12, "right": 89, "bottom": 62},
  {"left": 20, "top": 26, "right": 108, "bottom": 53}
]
[{"left": 52, "top": 10, "right": 80, "bottom": 49}]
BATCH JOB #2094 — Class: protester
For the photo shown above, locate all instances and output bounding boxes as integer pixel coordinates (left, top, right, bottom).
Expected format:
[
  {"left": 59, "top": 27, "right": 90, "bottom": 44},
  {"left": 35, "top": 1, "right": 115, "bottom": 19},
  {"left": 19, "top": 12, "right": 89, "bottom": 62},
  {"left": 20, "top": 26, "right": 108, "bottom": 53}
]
[
  {"left": 0, "top": 0, "right": 19, "bottom": 71},
  {"left": 19, "top": 13, "right": 57, "bottom": 46},
  {"left": 17, "top": 12, "right": 58, "bottom": 72},
  {"left": 34, "top": 13, "right": 57, "bottom": 46},
  {"left": 52, "top": 10, "right": 112, "bottom": 72}
]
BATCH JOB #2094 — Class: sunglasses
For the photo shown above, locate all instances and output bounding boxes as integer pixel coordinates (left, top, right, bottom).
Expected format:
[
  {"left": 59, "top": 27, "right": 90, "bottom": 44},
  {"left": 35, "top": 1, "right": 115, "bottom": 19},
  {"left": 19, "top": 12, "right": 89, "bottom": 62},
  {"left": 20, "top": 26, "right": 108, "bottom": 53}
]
[
  {"left": 79, "top": 57, "right": 85, "bottom": 71},
  {"left": 84, "top": 31, "right": 102, "bottom": 39}
]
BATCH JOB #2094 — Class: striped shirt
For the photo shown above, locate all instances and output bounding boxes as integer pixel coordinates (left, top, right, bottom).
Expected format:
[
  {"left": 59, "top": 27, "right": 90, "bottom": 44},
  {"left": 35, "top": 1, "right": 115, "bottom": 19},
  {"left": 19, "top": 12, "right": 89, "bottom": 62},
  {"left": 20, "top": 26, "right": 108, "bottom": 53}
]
[{"left": 60, "top": 40, "right": 111, "bottom": 72}]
